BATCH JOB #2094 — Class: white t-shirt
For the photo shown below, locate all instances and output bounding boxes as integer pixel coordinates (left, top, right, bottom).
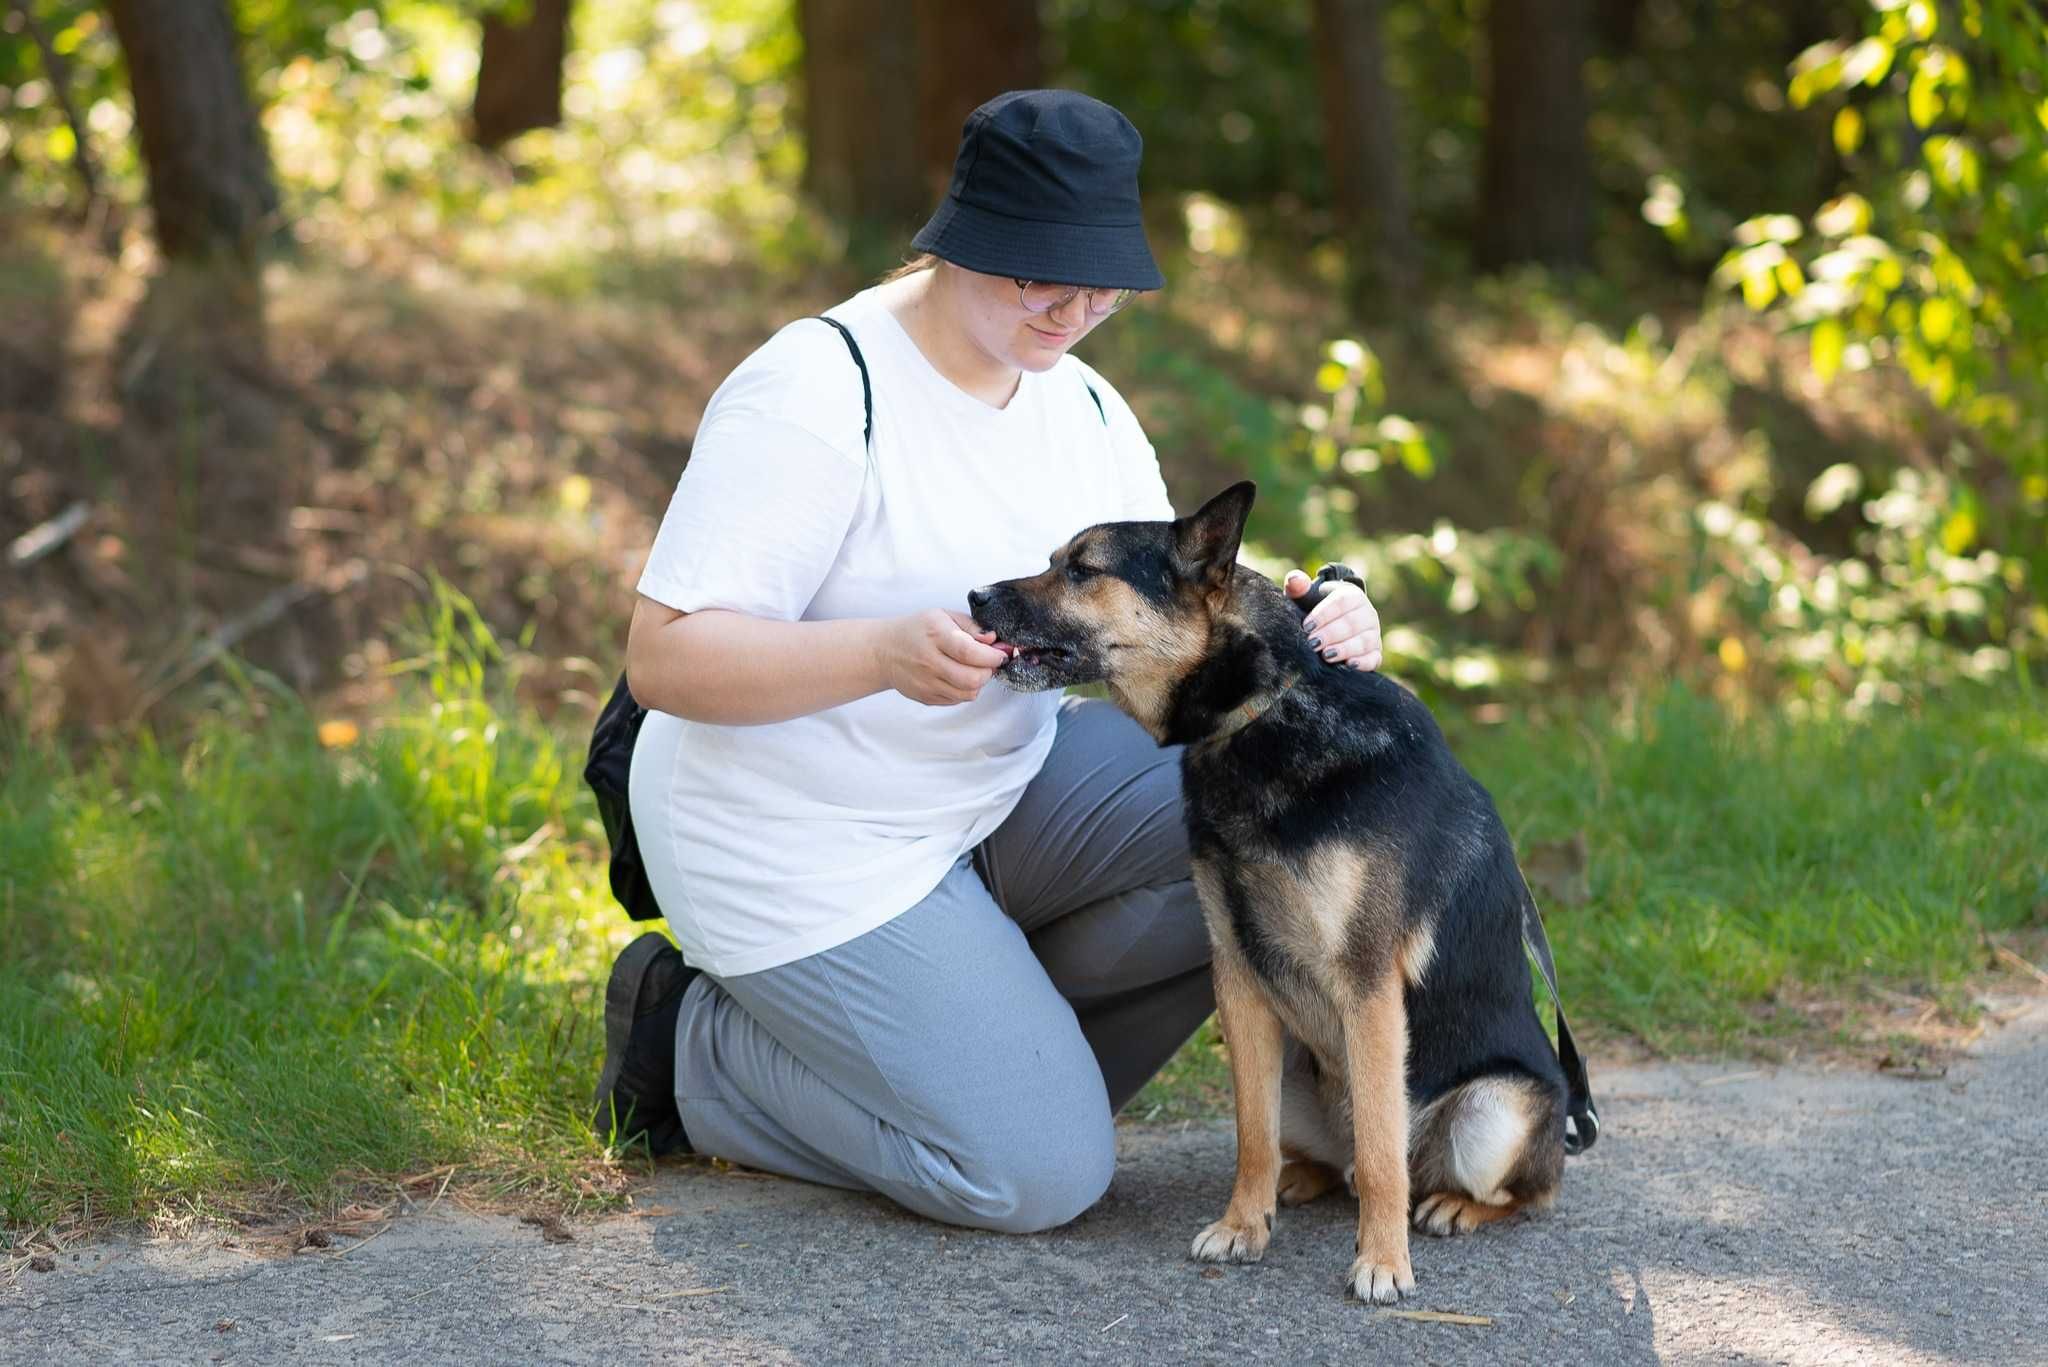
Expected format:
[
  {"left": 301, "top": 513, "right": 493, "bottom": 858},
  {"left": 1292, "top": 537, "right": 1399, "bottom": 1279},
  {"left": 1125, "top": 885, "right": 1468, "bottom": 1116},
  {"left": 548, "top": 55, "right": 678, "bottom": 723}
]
[{"left": 628, "top": 286, "right": 1175, "bottom": 977}]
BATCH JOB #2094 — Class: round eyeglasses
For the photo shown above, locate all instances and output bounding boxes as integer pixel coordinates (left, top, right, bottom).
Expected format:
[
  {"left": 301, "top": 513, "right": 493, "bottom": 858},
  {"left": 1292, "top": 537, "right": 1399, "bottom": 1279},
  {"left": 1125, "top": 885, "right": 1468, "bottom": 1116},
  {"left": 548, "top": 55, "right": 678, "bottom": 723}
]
[{"left": 1014, "top": 279, "right": 1137, "bottom": 317}]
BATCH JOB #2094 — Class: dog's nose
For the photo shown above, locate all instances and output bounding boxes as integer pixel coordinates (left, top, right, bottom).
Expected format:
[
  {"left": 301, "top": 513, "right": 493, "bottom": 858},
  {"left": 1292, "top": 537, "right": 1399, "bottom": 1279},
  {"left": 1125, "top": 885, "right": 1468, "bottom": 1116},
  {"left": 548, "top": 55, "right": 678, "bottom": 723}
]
[{"left": 967, "top": 587, "right": 993, "bottom": 618}]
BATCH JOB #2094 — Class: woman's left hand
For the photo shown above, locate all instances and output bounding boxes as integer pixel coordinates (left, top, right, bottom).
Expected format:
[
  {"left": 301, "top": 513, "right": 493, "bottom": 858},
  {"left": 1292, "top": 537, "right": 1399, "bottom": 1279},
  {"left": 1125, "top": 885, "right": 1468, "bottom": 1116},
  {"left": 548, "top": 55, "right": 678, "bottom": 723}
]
[{"left": 1284, "top": 571, "right": 1382, "bottom": 671}]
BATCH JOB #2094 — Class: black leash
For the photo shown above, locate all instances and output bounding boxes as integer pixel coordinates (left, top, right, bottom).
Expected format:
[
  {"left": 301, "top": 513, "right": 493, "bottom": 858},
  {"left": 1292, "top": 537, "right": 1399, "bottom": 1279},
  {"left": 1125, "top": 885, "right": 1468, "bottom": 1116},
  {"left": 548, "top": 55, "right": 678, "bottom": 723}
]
[{"left": 1518, "top": 887, "right": 1601, "bottom": 1155}]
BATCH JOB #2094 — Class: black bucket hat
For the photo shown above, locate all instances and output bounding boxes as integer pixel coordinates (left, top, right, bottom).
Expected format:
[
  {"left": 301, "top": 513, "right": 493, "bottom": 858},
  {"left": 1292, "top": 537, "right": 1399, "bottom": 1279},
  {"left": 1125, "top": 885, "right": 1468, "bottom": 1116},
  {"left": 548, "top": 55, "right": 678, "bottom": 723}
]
[{"left": 912, "top": 89, "right": 1165, "bottom": 292}]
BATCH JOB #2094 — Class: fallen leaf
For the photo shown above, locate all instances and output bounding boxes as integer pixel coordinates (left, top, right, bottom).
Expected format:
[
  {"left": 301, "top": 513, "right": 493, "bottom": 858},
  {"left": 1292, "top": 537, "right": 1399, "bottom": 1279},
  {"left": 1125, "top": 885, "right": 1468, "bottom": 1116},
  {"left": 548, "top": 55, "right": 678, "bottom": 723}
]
[
  {"left": 520, "top": 1213, "right": 575, "bottom": 1244},
  {"left": 1199, "top": 1267, "right": 1223, "bottom": 1280}
]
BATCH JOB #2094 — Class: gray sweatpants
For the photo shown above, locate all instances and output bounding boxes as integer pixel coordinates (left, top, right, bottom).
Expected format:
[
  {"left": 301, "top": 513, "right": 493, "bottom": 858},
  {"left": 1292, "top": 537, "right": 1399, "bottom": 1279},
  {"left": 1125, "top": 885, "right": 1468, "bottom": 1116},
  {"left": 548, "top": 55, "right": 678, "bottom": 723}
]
[{"left": 670, "top": 696, "right": 1212, "bottom": 1234}]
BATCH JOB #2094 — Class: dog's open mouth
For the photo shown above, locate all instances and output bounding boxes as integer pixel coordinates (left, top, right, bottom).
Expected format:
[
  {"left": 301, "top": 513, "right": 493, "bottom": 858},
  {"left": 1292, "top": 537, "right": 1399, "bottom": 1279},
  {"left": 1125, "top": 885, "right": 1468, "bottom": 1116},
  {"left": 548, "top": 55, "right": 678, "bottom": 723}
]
[{"left": 994, "top": 642, "right": 1070, "bottom": 671}]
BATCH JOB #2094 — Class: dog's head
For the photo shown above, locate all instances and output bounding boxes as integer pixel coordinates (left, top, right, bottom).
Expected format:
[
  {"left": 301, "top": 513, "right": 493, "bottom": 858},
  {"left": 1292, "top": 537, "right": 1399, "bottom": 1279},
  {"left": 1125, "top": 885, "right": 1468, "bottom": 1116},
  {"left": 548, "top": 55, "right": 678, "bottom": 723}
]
[{"left": 967, "top": 481, "right": 1258, "bottom": 727}]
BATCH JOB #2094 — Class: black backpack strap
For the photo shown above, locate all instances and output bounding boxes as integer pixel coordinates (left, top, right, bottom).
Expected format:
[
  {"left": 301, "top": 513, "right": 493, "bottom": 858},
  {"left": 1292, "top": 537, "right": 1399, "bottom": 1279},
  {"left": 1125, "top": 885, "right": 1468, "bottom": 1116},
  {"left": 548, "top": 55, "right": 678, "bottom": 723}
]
[
  {"left": 1518, "top": 883, "right": 1601, "bottom": 1154},
  {"left": 583, "top": 673, "right": 664, "bottom": 921},
  {"left": 811, "top": 315, "right": 873, "bottom": 447},
  {"left": 1081, "top": 378, "right": 1107, "bottom": 425}
]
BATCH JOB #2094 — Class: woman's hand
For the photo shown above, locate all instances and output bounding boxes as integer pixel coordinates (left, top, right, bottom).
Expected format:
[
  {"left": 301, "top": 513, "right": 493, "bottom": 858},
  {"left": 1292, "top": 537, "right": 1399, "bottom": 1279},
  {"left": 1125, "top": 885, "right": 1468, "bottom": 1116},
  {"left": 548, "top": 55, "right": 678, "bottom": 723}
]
[
  {"left": 877, "top": 609, "right": 1011, "bottom": 705},
  {"left": 1284, "top": 571, "right": 1382, "bottom": 671}
]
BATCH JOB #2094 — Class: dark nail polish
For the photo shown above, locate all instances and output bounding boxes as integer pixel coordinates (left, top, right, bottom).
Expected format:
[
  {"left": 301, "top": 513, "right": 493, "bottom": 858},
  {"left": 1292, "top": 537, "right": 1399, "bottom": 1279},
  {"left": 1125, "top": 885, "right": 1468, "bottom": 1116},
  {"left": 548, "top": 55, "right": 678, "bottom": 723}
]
[
  {"left": 1308, "top": 637, "right": 1323, "bottom": 650},
  {"left": 1323, "top": 648, "right": 1339, "bottom": 661}
]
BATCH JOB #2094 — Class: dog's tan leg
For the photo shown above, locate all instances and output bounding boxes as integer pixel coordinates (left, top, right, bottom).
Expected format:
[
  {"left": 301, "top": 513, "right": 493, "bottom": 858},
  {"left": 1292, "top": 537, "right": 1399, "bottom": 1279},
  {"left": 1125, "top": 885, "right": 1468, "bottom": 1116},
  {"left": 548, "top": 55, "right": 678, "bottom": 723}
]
[
  {"left": 1343, "top": 973, "right": 1415, "bottom": 1303},
  {"left": 1190, "top": 948, "right": 1285, "bottom": 1264}
]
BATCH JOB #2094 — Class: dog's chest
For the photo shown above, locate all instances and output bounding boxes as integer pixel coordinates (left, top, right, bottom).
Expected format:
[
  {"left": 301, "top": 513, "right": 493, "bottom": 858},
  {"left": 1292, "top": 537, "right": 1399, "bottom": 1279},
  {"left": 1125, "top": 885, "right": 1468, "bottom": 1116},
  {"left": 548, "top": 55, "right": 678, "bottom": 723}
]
[{"left": 1193, "top": 840, "right": 1394, "bottom": 976}]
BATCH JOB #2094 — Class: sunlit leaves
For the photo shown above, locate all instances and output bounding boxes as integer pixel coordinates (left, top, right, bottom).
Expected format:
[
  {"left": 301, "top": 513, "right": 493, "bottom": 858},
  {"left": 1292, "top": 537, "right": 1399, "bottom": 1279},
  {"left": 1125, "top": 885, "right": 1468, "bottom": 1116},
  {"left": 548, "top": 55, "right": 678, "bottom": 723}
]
[
  {"left": 1940, "top": 504, "right": 1978, "bottom": 555},
  {"left": 1908, "top": 67, "right": 1943, "bottom": 126},
  {"left": 1642, "top": 175, "right": 1689, "bottom": 244},
  {"left": 1841, "top": 36, "right": 1896, "bottom": 88},
  {"left": 1834, "top": 106, "right": 1864, "bottom": 156},
  {"left": 1806, "top": 462, "right": 1863, "bottom": 517},
  {"left": 1811, "top": 318, "right": 1847, "bottom": 382},
  {"left": 1919, "top": 296, "right": 1957, "bottom": 346},
  {"left": 1722, "top": 0, "right": 2048, "bottom": 611},
  {"left": 1301, "top": 337, "right": 1428, "bottom": 487},
  {"left": 1788, "top": 40, "right": 1847, "bottom": 109},
  {"left": 1813, "top": 193, "right": 1873, "bottom": 237},
  {"left": 1923, "top": 135, "right": 1981, "bottom": 196},
  {"left": 1735, "top": 214, "right": 1804, "bottom": 246}
]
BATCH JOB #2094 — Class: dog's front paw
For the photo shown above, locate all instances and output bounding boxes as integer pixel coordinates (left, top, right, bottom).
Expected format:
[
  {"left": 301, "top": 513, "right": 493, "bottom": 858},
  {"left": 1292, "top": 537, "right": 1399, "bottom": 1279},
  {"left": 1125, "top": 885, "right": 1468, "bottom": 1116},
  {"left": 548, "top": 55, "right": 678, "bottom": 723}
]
[
  {"left": 1346, "top": 1249, "right": 1415, "bottom": 1304},
  {"left": 1191, "top": 1213, "right": 1271, "bottom": 1264}
]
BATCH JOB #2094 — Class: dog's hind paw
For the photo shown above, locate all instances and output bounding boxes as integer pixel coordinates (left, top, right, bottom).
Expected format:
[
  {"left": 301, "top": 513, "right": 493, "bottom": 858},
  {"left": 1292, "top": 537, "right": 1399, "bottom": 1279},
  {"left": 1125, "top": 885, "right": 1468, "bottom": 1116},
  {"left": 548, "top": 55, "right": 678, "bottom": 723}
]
[
  {"left": 1346, "top": 1252, "right": 1415, "bottom": 1304},
  {"left": 1412, "top": 1191, "right": 1515, "bottom": 1238},
  {"left": 1191, "top": 1215, "right": 1271, "bottom": 1264},
  {"left": 1277, "top": 1159, "right": 1344, "bottom": 1206}
]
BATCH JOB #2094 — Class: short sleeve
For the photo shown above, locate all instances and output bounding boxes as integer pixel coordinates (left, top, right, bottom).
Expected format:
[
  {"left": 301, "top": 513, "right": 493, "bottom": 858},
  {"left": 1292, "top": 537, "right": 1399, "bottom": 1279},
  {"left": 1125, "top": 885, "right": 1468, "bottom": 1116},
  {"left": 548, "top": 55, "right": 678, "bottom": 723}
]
[
  {"left": 635, "top": 320, "right": 869, "bottom": 621},
  {"left": 1072, "top": 359, "right": 1175, "bottom": 521}
]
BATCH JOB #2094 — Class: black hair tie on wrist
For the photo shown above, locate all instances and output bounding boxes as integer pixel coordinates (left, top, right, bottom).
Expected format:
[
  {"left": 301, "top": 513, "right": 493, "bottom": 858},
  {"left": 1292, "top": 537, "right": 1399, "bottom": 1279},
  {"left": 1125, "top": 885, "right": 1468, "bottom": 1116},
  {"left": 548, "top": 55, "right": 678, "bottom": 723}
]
[{"left": 1291, "top": 563, "right": 1366, "bottom": 617}]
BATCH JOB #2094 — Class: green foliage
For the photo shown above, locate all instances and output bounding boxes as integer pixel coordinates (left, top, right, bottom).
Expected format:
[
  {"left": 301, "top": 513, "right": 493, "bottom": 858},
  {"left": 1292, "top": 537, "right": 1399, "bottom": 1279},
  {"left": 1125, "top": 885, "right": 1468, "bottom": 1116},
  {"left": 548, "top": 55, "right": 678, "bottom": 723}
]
[
  {"left": 1721, "top": 0, "right": 2048, "bottom": 582},
  {"left": 257, "top": 0, "right": 813, "bottom": 285},
  {"left": 1694, "top": 464, "right": 2036, "bottom": 709},
  {"left": 0, "top": 3, "right": 131, "bottom": 205}
]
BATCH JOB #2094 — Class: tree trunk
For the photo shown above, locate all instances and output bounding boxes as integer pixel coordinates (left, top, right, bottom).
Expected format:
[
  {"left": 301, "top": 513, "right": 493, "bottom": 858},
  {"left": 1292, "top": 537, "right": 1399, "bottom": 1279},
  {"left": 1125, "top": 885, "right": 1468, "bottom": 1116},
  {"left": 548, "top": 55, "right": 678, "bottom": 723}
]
[
  {"left": 1592, "top": 0, "right": 1643, "bottom": 53},
  {"left": 1313, "top": 0, "right": 1418, "bottom": 310},
  {"left": 472, "top": 0, "right": 572, "bottom": 150},
  {"left": 1478, "top": 0, "right": 1593, "bottom": 271},
  {"left": 913, "top": 0, "right": 1043, "bottom": 206},
  {"left": 798, "top": 0, "right": 925, "bottom": 245},
  {"left": 104, "top": 0, "right": 279, "bottom": 266}
]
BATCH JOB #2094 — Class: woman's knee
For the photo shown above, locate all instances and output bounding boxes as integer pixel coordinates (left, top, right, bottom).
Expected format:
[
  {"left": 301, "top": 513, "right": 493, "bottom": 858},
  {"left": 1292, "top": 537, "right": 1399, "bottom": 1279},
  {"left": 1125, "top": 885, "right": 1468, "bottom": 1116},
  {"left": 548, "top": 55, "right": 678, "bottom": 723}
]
[{"left": 931, "top": 1095, "right": 1117, "bottom": 1234}]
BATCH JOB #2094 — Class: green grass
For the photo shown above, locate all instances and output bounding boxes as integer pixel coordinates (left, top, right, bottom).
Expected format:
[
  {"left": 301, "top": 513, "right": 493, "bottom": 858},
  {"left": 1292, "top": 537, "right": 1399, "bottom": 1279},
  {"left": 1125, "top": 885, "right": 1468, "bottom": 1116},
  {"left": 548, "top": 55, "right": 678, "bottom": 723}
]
[
  {"left": 5, "top": 641, "right": 2044, "bottom": 1232},
  {"left": 0, "top": 606, "right": 637, "bottom": 1236},
  {"left": 1450, "top": 685, "right": 2048, "bottom": 1053}
]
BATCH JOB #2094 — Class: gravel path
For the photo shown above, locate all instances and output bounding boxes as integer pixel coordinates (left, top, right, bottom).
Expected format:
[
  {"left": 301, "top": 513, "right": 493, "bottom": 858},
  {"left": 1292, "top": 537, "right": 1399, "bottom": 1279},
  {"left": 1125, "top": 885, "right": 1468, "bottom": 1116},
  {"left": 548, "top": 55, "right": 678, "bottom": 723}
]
[{"left": 7, "top": 1002, "right": 2044, "bottom": 1365}]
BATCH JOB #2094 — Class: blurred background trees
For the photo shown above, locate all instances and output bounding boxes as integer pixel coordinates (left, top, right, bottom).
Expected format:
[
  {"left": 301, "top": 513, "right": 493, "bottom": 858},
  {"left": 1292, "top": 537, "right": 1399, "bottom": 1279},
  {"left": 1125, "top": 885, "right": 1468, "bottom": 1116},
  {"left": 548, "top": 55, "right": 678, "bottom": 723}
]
[{"left": 1, "top": 0, "right": 2042, "bottom": 728}]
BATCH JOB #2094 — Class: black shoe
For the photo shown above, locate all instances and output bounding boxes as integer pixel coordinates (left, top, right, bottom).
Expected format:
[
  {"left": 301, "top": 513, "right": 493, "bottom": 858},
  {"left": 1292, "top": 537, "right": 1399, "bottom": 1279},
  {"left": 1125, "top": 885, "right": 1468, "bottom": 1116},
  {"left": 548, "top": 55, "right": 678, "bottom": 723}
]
[{"left": 592, "top": 932, "right": 698, "bottom": 1156}]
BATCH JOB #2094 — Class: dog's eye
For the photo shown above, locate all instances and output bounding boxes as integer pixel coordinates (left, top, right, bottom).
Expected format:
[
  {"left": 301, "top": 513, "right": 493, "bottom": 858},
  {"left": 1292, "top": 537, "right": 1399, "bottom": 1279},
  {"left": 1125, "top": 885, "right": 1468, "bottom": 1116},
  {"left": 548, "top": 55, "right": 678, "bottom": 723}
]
[{"left": 1065, "top": 562, "right": 1097, "bottom": 583}]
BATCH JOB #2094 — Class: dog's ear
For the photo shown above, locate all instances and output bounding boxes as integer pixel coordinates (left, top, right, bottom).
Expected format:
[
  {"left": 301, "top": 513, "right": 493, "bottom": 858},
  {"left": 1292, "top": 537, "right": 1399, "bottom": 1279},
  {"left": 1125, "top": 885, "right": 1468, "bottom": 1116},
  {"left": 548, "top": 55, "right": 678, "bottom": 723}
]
[{"left": 1173, "top": 481, "right": 1256, "bottom": 596}]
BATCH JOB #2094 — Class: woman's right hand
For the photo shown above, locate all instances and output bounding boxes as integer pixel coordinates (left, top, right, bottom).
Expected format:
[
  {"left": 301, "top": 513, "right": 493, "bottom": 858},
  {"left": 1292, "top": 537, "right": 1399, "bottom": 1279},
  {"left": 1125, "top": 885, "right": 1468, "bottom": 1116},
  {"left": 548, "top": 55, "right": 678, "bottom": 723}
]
[{"left": 877, "top": 609, "right": 1010, "bottom": 706}]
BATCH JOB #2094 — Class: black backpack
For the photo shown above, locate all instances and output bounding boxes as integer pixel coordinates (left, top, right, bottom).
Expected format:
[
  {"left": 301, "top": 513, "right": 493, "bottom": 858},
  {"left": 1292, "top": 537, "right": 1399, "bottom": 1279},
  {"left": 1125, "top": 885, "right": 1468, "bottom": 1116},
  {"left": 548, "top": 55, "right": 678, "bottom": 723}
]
[{"left": 583, "top": 315, "right": 1111, "bottom": 923}]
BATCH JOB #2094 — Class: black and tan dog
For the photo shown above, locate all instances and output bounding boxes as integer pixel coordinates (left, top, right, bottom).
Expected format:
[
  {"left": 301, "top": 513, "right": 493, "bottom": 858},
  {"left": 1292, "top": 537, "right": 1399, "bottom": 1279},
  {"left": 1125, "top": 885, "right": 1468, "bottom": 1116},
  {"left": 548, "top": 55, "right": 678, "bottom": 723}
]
[{"left": 968, "top": 481, "right": 1594, "bottom": 1304}]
